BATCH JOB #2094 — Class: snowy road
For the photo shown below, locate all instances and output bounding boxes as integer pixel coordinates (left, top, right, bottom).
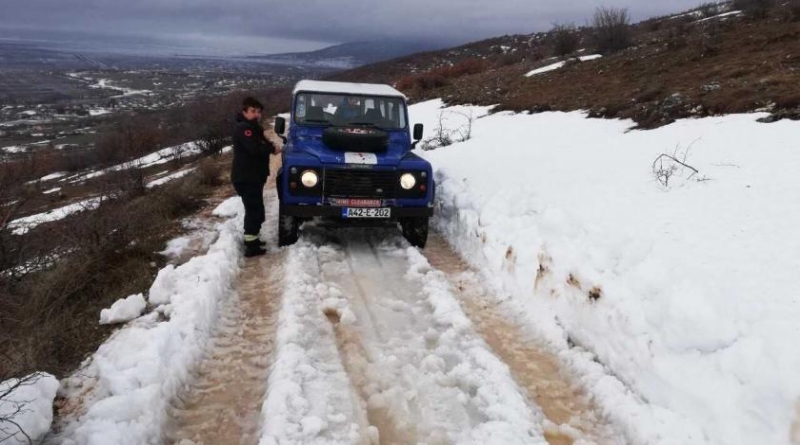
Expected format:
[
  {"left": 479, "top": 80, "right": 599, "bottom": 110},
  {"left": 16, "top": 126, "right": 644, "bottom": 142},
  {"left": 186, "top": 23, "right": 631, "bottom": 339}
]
[
  {"left": 49, "top": 157, "right": 620, "bottom": 444},
  {"left": 111, "top": 196, "right": 620, "bottom": 444}
]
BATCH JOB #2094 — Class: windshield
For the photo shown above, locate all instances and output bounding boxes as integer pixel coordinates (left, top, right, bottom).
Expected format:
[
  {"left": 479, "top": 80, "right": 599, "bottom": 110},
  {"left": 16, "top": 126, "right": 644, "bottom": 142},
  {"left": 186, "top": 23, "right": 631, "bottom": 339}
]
[{"left": 293, "top": 92, "right": 407, "bottom": 130}]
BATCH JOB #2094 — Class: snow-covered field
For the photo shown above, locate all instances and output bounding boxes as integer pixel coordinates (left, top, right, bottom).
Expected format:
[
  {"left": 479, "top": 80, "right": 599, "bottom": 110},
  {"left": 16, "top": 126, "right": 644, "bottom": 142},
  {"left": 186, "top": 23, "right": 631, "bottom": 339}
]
[
  {"left": 12, "top": 100, "right": 799, "bottom": 445},
  {"left": 410, "top": 99, "right": 800, "bottom": 445}
]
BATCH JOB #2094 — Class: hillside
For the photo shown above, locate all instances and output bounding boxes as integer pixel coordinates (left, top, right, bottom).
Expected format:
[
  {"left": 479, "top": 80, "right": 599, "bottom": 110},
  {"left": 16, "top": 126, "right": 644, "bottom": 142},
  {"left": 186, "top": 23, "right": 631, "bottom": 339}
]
[
  {"left": 247, "top": 39, "right": 447, "bottom": 69},
  {"left": 326, "top": 1, "right": 800, "bottom": 127}
]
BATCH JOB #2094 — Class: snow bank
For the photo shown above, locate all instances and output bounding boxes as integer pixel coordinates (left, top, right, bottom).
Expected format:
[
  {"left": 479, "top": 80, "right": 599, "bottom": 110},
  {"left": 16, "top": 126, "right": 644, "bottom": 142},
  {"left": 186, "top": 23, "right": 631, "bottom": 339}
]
[
  {"left": 411, "top": 99, "right": 800, "bottom": 445},
  {"left": 99, "top": 293, "right": 147, "bottom": 325},
  {"left": 7, "top": 197, "right": 103, "bottom": 235},
  {"left": 54, "top": 199, "right": 245, "bottom": 445},
  {"left": 525, "top": 54, "right": 602, "bottom": 77},
  {"left": 0, "top": 373, "right": 59, "bottom": 445},
  {"left": 211, "top": 196, "right": 244, "bottom": 218}
]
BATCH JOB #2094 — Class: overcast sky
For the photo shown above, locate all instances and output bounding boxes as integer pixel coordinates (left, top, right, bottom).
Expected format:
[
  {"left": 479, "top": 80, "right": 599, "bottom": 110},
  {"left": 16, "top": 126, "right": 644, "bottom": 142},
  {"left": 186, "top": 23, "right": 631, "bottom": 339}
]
[{"left": 1, "top": 0, "right": 704, "bottom": 54}]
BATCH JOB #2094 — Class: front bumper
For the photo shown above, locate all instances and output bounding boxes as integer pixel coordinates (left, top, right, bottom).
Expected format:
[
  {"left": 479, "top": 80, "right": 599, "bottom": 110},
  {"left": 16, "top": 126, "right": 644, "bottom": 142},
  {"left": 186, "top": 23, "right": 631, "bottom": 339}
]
[{"left": 282, "top": 204, "right": 433, "bottom": 219}]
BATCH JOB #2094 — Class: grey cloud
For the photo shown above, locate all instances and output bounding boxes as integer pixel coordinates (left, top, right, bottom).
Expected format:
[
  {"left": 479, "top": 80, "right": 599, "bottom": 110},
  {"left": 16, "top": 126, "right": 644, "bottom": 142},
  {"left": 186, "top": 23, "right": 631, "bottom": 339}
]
[{"left": 1, "top": 0, "right": 705, "bottom": 52}]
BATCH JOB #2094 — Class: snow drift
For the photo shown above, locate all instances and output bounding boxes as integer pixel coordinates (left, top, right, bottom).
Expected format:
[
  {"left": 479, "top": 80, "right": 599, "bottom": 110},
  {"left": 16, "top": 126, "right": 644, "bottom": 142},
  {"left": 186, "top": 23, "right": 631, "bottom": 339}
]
[{"left": 410, "top": 99, "right": 800, "bottom": 445}]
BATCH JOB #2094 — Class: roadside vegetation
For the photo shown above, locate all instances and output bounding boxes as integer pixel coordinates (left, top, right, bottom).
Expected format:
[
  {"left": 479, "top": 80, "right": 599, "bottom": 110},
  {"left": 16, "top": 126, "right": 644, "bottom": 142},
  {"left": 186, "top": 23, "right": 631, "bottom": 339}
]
[{"left": 0, "top": 90, "right": 290, "bottom": 385}]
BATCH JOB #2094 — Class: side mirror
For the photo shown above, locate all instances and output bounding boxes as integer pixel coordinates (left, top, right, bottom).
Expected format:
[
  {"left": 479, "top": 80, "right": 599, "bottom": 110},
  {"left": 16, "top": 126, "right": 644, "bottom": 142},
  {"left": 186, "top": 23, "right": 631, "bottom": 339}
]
[
  {"left": 274, "top": 116, "right": 286, "bottom": 135},
  {"left": 413, "top": 123, "right": 424, "bottom": 141}
]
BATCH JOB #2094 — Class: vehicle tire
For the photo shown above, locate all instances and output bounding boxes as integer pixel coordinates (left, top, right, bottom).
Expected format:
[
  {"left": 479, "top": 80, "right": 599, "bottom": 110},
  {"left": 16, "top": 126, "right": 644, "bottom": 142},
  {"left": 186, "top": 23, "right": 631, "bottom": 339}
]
[
  {"left": 401, "top": 217, "right": 428, "bottom": 248},
  {"left": 278, "top": 208, "right": 299, "bottom": 246}
]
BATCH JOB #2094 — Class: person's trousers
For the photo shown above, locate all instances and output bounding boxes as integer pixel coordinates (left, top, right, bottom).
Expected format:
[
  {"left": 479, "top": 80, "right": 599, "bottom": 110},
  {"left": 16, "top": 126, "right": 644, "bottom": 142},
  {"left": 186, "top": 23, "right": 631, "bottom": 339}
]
[{"left": 233, "top": 181, "right": 265, "bottom": 239}]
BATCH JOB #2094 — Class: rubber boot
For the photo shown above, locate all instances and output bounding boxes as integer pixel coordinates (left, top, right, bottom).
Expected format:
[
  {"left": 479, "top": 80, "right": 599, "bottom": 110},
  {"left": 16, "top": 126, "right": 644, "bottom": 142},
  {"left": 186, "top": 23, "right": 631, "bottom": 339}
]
[{"left": 244, "top": 239, "right": 267, "bottom": 257}]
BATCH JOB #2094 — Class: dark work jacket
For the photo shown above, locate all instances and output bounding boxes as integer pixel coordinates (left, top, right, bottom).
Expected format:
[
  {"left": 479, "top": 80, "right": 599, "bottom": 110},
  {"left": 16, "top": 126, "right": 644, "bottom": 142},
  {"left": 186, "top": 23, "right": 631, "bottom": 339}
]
[{"left": 231, "top": 113, "right": 276, "bottom": 184}]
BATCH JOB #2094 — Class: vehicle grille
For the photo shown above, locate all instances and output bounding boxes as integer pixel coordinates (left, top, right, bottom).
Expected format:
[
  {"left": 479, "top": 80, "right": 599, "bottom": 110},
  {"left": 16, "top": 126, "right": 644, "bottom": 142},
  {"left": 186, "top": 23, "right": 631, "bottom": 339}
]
[{"left": 323, "top": 169, "right": 396, "bottom": 199}]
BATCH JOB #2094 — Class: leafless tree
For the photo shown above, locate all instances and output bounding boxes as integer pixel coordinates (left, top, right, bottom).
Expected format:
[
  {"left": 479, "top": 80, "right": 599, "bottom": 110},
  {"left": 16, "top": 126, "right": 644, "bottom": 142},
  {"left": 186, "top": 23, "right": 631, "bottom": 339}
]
[
  {"left": 551, "top": 23, "right": 580, "bottom": 56},
  {"left": 420, "top": 110, "right": 476, "bottom": 151},
  {"left": 592, "top": 7, "right": 633, "bottom": 54},
  {"left": 733, "top": 0, "right": 776, "bottom": 19}
]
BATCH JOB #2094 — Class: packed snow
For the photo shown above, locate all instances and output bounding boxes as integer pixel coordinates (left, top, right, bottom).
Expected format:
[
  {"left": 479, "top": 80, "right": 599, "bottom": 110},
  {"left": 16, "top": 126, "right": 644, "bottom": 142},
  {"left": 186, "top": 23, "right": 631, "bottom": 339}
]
[
  {"left": 7, "top": 197, "right": 104, "bottom": 235},
  {"left": 99, "top": 293, "right": 147, "bottom": 325},
  {"left": 525, "top": 54, "right": 602, "bottom": 77},
  {"left": 0, "top": 373, "right": 60, "bottom": 445},
  {"left": 410, "top": 99, "right": 800, "bottom": 445},
  {"left": 259, "top": 231, "right": 545, "bottom": 444},
  {"left": 52, "top": 197, "right": 245, "bottom": 444}
]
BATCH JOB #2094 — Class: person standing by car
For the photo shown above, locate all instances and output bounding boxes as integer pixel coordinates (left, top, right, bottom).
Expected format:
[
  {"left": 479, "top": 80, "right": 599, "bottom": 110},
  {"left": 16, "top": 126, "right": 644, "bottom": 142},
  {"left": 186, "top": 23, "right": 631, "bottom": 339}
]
[{"left": 231, "top": 97, "right": 281, "bottom": 257}]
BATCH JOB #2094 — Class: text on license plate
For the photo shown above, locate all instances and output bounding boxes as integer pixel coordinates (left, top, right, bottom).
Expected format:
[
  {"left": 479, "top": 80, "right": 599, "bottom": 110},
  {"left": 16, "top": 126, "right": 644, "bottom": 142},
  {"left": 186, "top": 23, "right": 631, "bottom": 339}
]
[{"left": 343, "top": 207, "right": 391, "bottom": 219}]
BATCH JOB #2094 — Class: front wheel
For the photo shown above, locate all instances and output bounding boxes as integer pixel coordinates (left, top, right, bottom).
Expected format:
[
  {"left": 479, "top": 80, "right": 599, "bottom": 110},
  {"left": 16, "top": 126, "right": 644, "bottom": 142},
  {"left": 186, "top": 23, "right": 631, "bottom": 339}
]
[
  {"left": 278, "top": 208, "right": 299, "bottom": 246},
  {"left": 400, "top": 217, "right": 429, "bottom": 248}
]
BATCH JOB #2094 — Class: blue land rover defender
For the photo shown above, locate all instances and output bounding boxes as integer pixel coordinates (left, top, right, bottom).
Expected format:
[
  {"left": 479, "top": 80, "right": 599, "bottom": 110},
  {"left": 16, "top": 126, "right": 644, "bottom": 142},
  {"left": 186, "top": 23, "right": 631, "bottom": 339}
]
[{"left": 273, "top": 80, "right": 434, "bottom": 247}]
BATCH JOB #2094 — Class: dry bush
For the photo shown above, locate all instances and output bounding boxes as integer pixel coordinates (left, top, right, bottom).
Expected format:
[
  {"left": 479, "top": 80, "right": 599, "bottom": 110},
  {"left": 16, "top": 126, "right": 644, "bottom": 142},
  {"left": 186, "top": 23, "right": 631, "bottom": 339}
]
[
  {"left": 592, "top": 7, "right": 633, "bottom": 54},
  {"left": 698, "top": 2, "right": 722, "bottom": 18},
  {"left": 551, "top": 23, "right": 580, "bottom": 56},
  {"left": 396, "top": 58, "right": 488, "bottom": 92},
  {"left": 666, "top": 22, "right": 690, "bottom": 50},
  {"left": 733, "top": 0, "right": 776, "bottom": 18},
  {"left": 784, "top": 0, "right": 800, "bottom": 21},
  {"left": 191, "top": 99, "right": 232, "bottom": 157},
  {"left": 494, "top": 52, "right": 525, "bottom": 67},
  {"left": 0, "top": 169, "right": 216, "bottom": 381},
  {"left": 194, "top": 159, "right": 225, "bottom": 187},
  {"left": 94, "top": 116, "right": 165, "bottom": 167}
]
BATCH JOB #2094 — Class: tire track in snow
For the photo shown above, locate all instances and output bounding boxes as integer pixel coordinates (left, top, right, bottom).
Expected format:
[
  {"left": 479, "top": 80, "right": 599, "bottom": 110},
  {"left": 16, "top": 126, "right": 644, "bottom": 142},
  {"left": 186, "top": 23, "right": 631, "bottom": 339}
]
[
  {"left": 422, "top": 233, "right": 623, "bottom": 445},
  {"left": 303, "top": 226, "right": 545, "bottom": 445},
  {"left": 166, "top": 187, "right": 284, "bottom": 445}
]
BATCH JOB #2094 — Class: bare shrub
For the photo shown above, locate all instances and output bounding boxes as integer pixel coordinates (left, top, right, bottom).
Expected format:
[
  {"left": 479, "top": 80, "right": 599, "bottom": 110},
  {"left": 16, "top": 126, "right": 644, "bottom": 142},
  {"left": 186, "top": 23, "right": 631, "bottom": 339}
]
[
  {"left": 666, "top": 22, "right": 689, "bottom": 50},
  {"left": 192, "top": 99, "right": 232, "bottom": 157},
  {"left": 94, "top": 117, "right": 164, "bottom": 167},
  {"left": 652, "top": 142, "right": 705, "bottom": 187},
  {"left": 592, "top": 7, "right": 633, "bottom": 54},
  {"left": 733, "top": 0, "right": 776, "bottom": 18},
  {"left": 551, "top": 23, "right": 580, "bottom": 56},
  {"left": 0, "top": 372, "right": 44, "bottom": 444},
  {"left": 194, "top": 159, "right": 224, "bottom": 187},
  {"left": 421, "top": 110, "right": 475, "bottom": 150},
  {"left": 698, "top": 2, "right": 722, "bottom": 18},
  {"left": 784, "top": 0, "right": 800, "bottom": 21},
  {"left": 396, "top": 58, "right": 488, "bottom": 92}
]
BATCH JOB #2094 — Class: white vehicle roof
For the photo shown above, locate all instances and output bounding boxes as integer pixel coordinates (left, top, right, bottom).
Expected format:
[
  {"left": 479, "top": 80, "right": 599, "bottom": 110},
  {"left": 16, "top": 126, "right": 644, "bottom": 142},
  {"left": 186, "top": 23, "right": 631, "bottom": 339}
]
[{"left": 293, "top": 80, "right": 406, "bottom": 99}]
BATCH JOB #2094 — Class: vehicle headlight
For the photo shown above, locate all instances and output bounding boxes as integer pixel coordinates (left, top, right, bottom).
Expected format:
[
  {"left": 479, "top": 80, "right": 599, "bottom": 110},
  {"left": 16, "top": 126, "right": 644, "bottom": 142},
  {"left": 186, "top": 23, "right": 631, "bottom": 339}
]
[
  {"left": 400, "top": 173, "right": 416, "bottom": 190},
  {"left": 301, "top": 170, "right": 318, "bottom": 188}
]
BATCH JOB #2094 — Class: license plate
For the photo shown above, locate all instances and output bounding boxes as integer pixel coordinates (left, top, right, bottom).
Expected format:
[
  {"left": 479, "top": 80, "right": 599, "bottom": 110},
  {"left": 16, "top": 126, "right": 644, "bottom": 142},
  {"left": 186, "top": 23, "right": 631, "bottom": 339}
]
[{"left": 343, "top": 207, "right": 391, "bottom": 219}]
